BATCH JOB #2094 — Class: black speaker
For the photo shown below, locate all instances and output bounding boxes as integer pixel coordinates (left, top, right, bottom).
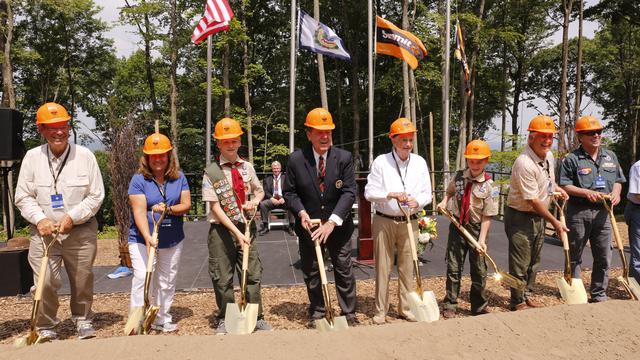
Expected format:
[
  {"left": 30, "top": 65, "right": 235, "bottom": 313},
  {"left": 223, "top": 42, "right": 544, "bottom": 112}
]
[
  {"left": 0, "top": 249, "right": 33, "bottom": 296},
  {"left": 0, "top": 108, "right": 26, "bottom": 161}
]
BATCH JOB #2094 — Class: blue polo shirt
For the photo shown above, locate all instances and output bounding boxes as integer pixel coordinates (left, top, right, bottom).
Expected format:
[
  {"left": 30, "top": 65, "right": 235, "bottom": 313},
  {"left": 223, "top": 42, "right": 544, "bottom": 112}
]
[{"left": 127, "top": 172, "right": 190, "bottom": 248}]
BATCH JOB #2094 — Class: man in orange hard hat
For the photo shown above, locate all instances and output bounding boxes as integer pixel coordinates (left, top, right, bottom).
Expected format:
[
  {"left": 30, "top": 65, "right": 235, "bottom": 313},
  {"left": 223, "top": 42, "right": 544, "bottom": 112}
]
[
  {"left": 15, "top": 102, "right": 105, "bottom": 340},
  {"left": 364, "top": 118, "right": 432, "bottom": 324},
  {"left": 283, "top": 108, "right": 358, "bottom": 327},
  {"left": 437, "top": 140, "right": 498, "bottom": 317},
  {"left": 558, "top": 116, "right": 625, "bottom": 302},
  {"left": 201, "top": 117, "right": 272, "bottom": 334},
  {"left": 505, "top": 115, "right": 569, "bottom": 311}
]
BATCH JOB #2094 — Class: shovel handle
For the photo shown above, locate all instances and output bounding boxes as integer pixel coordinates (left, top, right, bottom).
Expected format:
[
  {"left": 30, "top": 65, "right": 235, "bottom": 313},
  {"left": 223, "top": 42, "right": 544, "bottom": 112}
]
[{"left": 438, "top": 207, "right": 486, "bottom": 256}]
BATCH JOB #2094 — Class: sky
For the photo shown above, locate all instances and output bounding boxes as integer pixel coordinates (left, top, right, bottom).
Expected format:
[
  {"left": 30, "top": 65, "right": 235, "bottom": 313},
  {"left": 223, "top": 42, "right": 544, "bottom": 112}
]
[{"left": 83, "top": 0, "right": 603, "bottom": 152}]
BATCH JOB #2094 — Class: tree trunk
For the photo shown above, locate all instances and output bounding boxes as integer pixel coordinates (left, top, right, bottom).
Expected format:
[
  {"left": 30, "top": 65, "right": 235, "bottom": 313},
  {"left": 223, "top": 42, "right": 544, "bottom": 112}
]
[
  {"left": 402, "top": 0, "right": 410, "bottom": 117},
  {"left": 511, "top": 58, "right": 524, "bottom": 150},
  {"left": 466, "top": 0, "right": 485, "bottom": 143},
  {"left": 342, "top": 1, "right": 360, "bottom": 168},
  {"left": 571, "top": 0, "right": 583, "bottom": 150},
  {"left": 169, "top": 0, "right": 180, "bottom": 167},
  {"left": 456, "top": 66, "right": 468, "bottom": 170},
  {"left": 0, "top": 0, "right": 15, "bottom": 108},
  {"left": 62, "top": 20, "right": 78, "bottom": 143},
  {"left": 336, "top": 63, "right": 344, "bottom": 147},
  {"left": 500, "top": 43, "right": 507, "bottom": 152},
  {"left": 223, "top": 43, "right": 230, "bottom": 117},
  {"left": 558, "top": 0, "right": 574, "bottom": 154},
  {"left": 241, "top": 0, "right": 253, "bottom": 163},
  {"left": 314, "top": 0, "right": 328, "bottom": 109}
]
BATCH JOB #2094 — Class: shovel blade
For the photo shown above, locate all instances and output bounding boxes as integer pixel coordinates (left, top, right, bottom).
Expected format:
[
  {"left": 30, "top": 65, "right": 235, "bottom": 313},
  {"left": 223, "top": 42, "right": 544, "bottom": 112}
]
[
  {"left": 408, "top": 291, "right": 440, "bottom": 322},
  {"left": 124, "top": 306, "right": 145, "bottom": 335},
  {"left": 556, "top": 277, "right": 588, "bottom": 305},
  {"left": 627, "top": 277, "right": 640, "bottom": 301},
  {"left": 498, "top": 272, "right": 527, "bottom": 291},
  {"left": 315, "top": 316, "right": 349, "bottom": 332},
  {"left": 225, "top": 303, "right": 259, "bottom": 335},
  {"left": 142, "top": 306, "right": 160, "bottom": 334}
]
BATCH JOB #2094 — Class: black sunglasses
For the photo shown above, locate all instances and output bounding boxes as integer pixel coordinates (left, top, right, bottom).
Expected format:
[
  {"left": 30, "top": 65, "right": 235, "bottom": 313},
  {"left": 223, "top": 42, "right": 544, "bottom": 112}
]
[{"left": 581, "top": 130, "right": 602, "bottom": 136}]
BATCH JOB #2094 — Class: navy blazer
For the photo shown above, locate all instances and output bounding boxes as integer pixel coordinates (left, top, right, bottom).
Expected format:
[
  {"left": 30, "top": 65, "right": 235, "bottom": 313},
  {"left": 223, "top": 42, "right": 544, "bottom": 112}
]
[
  {"left": 262, "top": 173, "right": 287, "bottom": 200},
  {"left": 284, "top": 145, "right": 356, "bottom": 222}
]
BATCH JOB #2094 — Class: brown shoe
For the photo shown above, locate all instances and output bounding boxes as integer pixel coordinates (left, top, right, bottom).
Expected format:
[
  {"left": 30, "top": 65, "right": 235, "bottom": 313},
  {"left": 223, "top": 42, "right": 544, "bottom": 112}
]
[
  {"left": 525, "top": 299, "right": 542, "bottom": 308},
  {"left": 442, "top": 309, "right": 456, "bottom": 319},
  {"left": 472, "top": 307, "right": 491, "bottom": 316},
  {"left": 510, "top": 302, "right": 528, "bottom": 311}
]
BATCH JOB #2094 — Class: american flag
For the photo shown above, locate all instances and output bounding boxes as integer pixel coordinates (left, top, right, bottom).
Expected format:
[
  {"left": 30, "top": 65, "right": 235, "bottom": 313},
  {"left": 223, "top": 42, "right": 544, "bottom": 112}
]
[{"left": 191, "top": 0, "right": 234, "bottom": 44}]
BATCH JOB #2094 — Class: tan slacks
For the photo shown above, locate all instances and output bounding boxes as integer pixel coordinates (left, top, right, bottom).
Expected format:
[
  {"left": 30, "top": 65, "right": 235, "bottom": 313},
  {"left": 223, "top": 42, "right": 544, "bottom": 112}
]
[
  {"left": 28, "top": 218, "right": 98, "bottom": 329},
  {"left": 373, "top": 214, "right": 419, "bottom": 319}
]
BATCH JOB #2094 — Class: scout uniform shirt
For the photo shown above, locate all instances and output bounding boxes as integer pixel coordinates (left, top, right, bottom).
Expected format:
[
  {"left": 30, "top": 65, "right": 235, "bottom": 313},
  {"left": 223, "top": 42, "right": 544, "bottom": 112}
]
[
  {"left": 558, "top": 146, "right": 626, "bottom": 205},
  {"left": 507, "top": 145, "right": 556, "bottom": 213},
  {"left": 445, "top": 169, "right": 499, "bottom": 224},
  {"left": 201, "top": 155, "right": 264, "bottom": 223}
]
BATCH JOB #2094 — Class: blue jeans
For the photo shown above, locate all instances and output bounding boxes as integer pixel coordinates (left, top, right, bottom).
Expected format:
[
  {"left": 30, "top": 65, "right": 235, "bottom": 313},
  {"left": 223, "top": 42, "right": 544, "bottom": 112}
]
[{"left": 624, "top": 203, "right": 640, "bottom": 283}]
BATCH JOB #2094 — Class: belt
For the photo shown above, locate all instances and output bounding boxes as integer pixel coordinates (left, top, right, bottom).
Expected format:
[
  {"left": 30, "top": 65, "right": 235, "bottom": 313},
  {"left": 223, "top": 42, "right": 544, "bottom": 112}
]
[
  {"left": 507, "top": 207, "right": 540, "bottom": 218},
  {"left": 375, "top": 212, "right": 419, "bottom": 222}
]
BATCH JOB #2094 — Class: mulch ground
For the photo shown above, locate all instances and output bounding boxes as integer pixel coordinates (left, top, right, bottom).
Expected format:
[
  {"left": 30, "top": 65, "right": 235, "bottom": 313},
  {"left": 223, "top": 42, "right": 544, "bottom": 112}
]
[{"left": 1, "top": 267, "right": 635, "bottom": 344}]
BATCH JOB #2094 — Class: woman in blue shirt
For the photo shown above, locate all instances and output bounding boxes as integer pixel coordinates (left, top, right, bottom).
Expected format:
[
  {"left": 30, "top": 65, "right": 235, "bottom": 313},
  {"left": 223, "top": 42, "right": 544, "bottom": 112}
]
[{"left": 128, "top": 133, "right": 191, "bottom": 333}]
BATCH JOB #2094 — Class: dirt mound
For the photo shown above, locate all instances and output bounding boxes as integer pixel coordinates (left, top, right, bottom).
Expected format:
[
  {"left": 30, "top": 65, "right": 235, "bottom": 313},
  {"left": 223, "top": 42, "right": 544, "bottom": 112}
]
[{"left": 2, "top": 300, "right": 638, "bottom": 360}]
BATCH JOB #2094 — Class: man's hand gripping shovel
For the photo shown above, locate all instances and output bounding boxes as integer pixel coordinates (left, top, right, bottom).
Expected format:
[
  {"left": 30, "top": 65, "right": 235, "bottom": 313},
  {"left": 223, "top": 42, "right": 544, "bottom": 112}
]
[
  {"left": 124, "top": 207, "right": 168, "bottom": 335},
  {"left": 305, "top": 219, "right": 349, "bottom": 331},
  {"left": 224, "top": 205, "right": 260, "bottom": 335},
  {"left": 550, "top": 193, "right": 588, "bottom": 304},
  {"left": 438, "top": 206, "right": 526, "bottom": 291},
  {"left": 14, "top": 231, "right": 60, "bottom": 347},
  {"left": 600, "top": 194, "right": 640, "bottom": 300},
  {"left": 397, "top": 201, "right": 439, "bottom": 322}
]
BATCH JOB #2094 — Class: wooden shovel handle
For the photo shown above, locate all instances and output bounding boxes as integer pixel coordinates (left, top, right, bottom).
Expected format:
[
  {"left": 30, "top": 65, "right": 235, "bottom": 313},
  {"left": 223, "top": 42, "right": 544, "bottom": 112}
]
[{"left": 438, "top": 207, "right": 486, "bottom": 255}]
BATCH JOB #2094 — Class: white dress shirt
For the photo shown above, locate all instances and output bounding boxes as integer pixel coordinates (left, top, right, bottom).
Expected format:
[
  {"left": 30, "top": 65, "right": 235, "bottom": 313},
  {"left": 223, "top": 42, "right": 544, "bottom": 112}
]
[
  {"left": 365, "top": 149, "right": 432, "bottom": 216},
  {"left": 628, "top": 160, "right": 640, "bottom": 204},
  {"left": 312, "top": 147, "right": 344, "bottom": 226}
]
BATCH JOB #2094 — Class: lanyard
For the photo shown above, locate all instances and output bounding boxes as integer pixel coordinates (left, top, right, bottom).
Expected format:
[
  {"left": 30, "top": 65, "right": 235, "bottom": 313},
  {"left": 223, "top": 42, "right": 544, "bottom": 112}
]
[
  {"left": 152, "top": 178, "right": 168, "bottom": 203},
  {"left": 46, "top": 145, "right": 71, "bottom": 194},
  {"left": 391, "top": 151, "right": 410, "bottom": 191}
]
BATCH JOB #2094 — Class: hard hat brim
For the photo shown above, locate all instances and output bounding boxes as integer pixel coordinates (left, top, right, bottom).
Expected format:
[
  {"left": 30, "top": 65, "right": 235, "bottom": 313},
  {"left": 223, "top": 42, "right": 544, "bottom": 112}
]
[
  {"left": 305, "top": 123, "right": 335, "bottom": 130},
  {"left": 529, "top": 128, "right": 558, "bottom": 134},
  {"left": 464, "top": 154, "right": 490, "bottom": 159},
  {"left": 37, "top": 117, "right": 71, "bottom": 125},
  {"left": 143, "top": 147, "right": 173, "bottom": 155},
  {"left": 214, "top": 133, "right": 243, "bottom": 140},
  {"left": 389, "top": 129, "right": 417, "bottom": 138}
]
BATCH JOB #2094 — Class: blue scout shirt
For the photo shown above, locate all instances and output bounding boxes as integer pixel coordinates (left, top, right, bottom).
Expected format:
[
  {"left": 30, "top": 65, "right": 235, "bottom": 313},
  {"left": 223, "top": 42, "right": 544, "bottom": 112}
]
[
  {"left": 558, "top": 146, "right": 626, "bottom": 205},
  {"left": 128, "top": 172, "right": 190, "bottom": 248}
]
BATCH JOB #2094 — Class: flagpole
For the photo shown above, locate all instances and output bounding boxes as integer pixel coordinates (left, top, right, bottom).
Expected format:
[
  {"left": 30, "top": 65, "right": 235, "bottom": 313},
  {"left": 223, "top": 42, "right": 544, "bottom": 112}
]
[
  {"left": 289, "top": 0, "right": 297, "bottom": 152},
  {"left": 206, "top": 35, "right": 212, "bottom": 165},
  {"left": 368, "top": 0, "right": 373, "bottom": 167},
  {"left": 314, "top": 0, "right": 328, "bottom": 109},
  {"left": 442, "top": 0, "right": 451, "bottom": 188}
]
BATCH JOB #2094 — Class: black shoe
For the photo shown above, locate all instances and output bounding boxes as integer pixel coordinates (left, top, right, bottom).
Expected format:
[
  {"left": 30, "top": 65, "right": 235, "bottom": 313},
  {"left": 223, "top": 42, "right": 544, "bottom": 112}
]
[
  {"left": 287, "top": 228, "right": 296, "bottom": 236},
  {"left": 346, "top": 314, "right": 360, "bottom": 327},
  {"left": 258, "top": 227, "right": 269, "bottom": 236}
]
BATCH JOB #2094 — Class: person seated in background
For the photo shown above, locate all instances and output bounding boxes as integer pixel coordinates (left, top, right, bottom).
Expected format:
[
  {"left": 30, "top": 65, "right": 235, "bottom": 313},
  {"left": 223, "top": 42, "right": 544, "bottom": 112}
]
[{"left": 258, "top": 161, "right": 295, "bottom": 236}]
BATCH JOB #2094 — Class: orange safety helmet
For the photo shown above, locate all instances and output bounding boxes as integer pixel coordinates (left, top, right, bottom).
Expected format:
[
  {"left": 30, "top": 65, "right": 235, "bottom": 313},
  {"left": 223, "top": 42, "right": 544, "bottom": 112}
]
[
  {"left": 214, "top": 117, "right": 244, "bottom": 140},
  {"left": 575, "top": 115, "right": 603, "bottom": 132},
  {"left": 464, "top": 140, "right": 491, "bottom": 159},
  {"left": 143, "top": 133, "right": 173, "bottom": 155},
  {"left": 36, "top": 102, "right": 71, "bottom": 125},
  {"left": 304, "top": 108, "right": 335, "bottom": 130},
  {"left": 527, "top": 115, "right": 557, "bottom": 134},
  {"left": 389, "top": 118, "right": 417, "bottom": 138}
]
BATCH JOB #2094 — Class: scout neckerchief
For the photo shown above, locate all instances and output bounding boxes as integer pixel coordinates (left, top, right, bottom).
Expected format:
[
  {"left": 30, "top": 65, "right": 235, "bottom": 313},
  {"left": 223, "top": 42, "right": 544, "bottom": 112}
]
[
  {"left": 47, "top": 145, "right": 71, "bottom": 195},
  {"left": 222, "top": 159, "right": 246, "bottom": 208},
  {"left": 204, "top": 160, "right": 242, "bottom": 223},
  {"left": 455, "top": 170, "right": 490, "bottom": 225}
]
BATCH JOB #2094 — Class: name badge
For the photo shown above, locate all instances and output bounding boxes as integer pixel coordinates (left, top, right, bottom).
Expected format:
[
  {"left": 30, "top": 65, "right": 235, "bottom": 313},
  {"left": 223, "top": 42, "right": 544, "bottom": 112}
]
[
  {"left": 51, "top": 194, "right": 64, "bottom": 210},
  {"left": 161, "top": 218, "right": 172, "bottom": 227},
  {"left": 594, "top": 175, "right": 606, "bottom": 189}
]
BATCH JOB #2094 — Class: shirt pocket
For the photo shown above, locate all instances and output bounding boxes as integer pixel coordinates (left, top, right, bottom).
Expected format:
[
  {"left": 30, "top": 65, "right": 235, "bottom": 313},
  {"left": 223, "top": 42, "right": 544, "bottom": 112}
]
[
  {"left": 34, "top": 181, "right": 53, "bottom": 206},
  {"left": 65, "top": 175, "right": 90, "bottom": 206}
]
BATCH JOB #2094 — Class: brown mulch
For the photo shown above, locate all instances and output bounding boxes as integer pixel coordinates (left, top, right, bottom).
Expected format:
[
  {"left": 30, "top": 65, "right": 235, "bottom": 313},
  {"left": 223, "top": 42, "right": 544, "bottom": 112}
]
[{"left": 0, "top": 268, "right": 635, "bottom": 345}]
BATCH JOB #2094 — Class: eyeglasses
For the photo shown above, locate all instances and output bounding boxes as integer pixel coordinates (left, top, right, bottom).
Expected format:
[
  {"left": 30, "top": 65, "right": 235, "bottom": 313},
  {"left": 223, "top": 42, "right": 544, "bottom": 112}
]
[{"left": 581, "top": 130, "right": 602, "bottom": 136}]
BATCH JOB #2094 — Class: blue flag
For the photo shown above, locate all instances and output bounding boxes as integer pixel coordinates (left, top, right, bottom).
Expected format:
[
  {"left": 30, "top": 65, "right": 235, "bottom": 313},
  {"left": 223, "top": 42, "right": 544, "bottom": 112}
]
[{"left": 299, "top": 10, "right": 351, "bottom": 61}]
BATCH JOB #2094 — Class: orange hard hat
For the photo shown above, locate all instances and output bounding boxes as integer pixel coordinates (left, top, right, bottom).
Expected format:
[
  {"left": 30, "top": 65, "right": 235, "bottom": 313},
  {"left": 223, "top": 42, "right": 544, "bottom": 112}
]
[
  {"left": 143, "top": 133, "right": 173, "bottom": 155},
  {"left": 464, "top": 140, "right": 491, "bottom": 159},
  {"left": 527, "top": 115, "right": 557, "bottom": 134},
  {"left": 304, "top": 108, "right": 335, "bottom": 130},
  {"left": 575, "top": 115, "right": 603, "bottom": 132},
  {"left": 214, "top": 117, "right": 244, "bottom": 140},
  {"left": 36, "top": 102, "right": 71, "bottom": 125},
  {"left": 389, "top": 118, "right": 417, "bottom": 138}
]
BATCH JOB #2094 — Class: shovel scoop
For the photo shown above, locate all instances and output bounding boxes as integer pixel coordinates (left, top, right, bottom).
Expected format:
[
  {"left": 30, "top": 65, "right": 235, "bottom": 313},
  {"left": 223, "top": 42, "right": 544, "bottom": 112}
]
[
  {"left": 398, "top": 202, "right": 439, "bottom": 322},
  {"left": 551, "top": 195, "right": 588, "bottom": 304},
  {"left": 225, "top": 207, "right": 260, "bottom": 335}
]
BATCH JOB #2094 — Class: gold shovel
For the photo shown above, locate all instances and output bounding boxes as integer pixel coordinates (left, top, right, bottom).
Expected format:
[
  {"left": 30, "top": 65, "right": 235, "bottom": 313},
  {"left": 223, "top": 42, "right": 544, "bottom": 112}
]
[
  {"left": 225, "top": 206, "right": 260, "bottom": 335},
  {"left": 439, "top": 207, "right": 526, "bottom": 291},
  {"left": 124, "top": 207, "right": 168, "bottom": 335},
  {"left": 307, "top": 219, "right": 349, "bottom": 331},
  {"left": 397, "top": 202, "right": 440, "bottom": 322},
  {"left": 601, "top": 195, "right": 640, "bottom": 300},
  {"left": 14, "top": 232, "right": 59, "bottom": 347},
  {"left": 550, "top": 195, "right": 588, "bottom": 304}
]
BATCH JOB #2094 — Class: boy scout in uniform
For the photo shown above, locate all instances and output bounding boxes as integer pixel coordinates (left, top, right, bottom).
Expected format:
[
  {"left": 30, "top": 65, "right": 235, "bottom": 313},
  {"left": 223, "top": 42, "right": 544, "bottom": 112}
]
[
  {"left": 437, "top": 140, "right": 498, "bottom": 318},
  {"left": 558, "top": 116, "right": 625, "bottom": 302},
  {"left": 202, "top": 117, "right": 272, "bottom": 334}
]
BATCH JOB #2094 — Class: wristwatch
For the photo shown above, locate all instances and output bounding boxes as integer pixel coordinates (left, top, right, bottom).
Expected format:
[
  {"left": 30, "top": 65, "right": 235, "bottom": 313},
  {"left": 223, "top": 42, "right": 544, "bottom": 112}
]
[{"left": 327, "top": 219, "right": 337, "bottom": 227}]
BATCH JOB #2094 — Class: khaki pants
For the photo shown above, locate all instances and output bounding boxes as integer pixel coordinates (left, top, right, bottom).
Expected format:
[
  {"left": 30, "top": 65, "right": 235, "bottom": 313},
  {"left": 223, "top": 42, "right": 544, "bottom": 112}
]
[
  {"left": 373, "top": 215, "right": 418, "bottom": 319},
  {"left": 28, "top": 218, "right": 98, "bottom": 329}
]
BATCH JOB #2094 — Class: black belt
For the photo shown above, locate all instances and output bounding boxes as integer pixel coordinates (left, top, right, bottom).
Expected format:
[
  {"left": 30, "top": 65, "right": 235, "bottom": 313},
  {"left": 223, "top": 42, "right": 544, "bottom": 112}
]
[{"left": 375, "top": 212, "right": 419, "bottom": 222}]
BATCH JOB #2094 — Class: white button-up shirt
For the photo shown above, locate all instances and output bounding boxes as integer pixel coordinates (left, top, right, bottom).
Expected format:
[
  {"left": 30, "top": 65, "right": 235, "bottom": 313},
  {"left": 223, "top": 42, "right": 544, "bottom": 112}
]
[
  {"left": 15, "top": 144, "right": 105, "bottom": 226},
  {"left": 364, "top": 150, "right": 432, "bottom": 216}
]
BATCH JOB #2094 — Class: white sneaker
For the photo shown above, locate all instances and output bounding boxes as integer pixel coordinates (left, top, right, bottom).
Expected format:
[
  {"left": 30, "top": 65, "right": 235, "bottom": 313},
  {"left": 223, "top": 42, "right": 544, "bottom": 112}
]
[{"left": 151, "top": 322, "right": 179, "bottom": 333}]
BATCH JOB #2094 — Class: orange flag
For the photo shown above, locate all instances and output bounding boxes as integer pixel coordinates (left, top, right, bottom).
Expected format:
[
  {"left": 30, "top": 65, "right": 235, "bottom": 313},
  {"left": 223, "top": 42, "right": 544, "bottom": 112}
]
[{"left": 375, "top": 16, "right": 428, "bottom": 70}]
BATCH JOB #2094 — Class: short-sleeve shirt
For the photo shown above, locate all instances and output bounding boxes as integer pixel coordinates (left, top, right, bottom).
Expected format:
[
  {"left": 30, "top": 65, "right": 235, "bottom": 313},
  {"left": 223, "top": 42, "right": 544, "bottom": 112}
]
[
  {"left": 201, "top": 156, "right": 264, "bottom": 223},
  {"left": 128, "top": 172, "right": 190, "bottom": 248},
  {"left": 627, "top": 160, "right": 640, "bottom": 205},
  {"left": 507, "top": 145, "right": 556, "bottom": 212},
  {"left": 558, "top": 146, "right": 626, "bottom": 205},
  {"left": 445, "top": 169, "right": 499, "bottom": 223}
]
